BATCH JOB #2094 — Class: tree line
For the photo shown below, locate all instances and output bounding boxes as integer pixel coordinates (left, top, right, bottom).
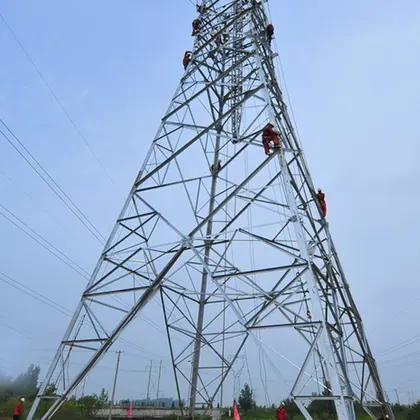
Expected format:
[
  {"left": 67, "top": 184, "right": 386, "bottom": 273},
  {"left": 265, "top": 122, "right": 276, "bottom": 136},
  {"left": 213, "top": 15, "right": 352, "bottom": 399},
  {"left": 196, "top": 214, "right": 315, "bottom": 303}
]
[
  {"left": 0, "top": 364, "right": 108, "bottom": 419},
  {"left": 237, "top": 383, "right": 420, "bottom": 420},
  {"left": 0, "top": 364, "right": 40, "bottom": 401}
]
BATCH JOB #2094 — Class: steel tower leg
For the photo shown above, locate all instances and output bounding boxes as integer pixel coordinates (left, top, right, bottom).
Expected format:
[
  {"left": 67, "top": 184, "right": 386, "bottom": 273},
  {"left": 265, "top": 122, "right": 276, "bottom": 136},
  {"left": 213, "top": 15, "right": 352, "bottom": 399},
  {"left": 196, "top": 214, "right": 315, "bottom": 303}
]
[{"left": 188, "top": 112, "right": 225, "bottom": 418}]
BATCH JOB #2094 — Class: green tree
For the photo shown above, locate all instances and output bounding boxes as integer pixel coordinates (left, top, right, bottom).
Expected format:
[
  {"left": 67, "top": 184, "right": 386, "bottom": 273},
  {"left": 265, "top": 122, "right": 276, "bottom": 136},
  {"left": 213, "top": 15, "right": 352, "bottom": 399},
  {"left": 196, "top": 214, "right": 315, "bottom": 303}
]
[
  {"left": 238, "top": 383, "right": 255, "bottom": 414},
  {"left": 98, "top": 388, "right": 109, "bottom": 405},
  {"left": 44, "top": 383, "right": 57, "bottom": 397},
  {"left": 0, "top": 364, "right": 41, "bottom": 401},
  {"left": 408, "top": 401, "right": 420, "bottom": 420},
  {"left": 77, "top": 391, "right": 107, "bottom": 417},
  {"left": 13, "top": 364, "right": 41, "bottom": 399},
  {"left": 307, "top": 382, "right": 335, "bottom": 420}
]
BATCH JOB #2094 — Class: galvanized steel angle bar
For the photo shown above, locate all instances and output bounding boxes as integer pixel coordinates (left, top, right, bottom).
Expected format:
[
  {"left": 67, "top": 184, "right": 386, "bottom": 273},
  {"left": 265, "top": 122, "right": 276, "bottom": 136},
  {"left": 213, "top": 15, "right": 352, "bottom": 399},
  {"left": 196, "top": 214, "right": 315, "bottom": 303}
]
[
  {"left": 137, "top": 175, "right": 208, "bottom": 194},
  {"left": 342, "top": 343, "right": 365, "bottom": 360},
  {"left": 213, "top": 263, "right": 306, "bottom": 280},
  {"left": 244, "top": 272, "right": 309, "bottom": 328},
  {"left": 118, "top": 222, "right": 149, "bottom": 242},
  {"left": 82, "top": 301, "right": 108, "bottom": 341},
  {"left": 83, "top": 298, "right": 129, "bottom": 314},
  {"left": 171, "top": 81, "right": 200, "bottom": 105},
  {"left": 162, "top": 286, "right": 200, "bottom": 307},
  {"left": 273, "top": 218, "right": 294, "bottom": 242},
  {"left": 239, "top": 228, "right": 302, "bottom": 259},
  {"left": 84, "top": 286, "right": 149, "bottom": 298},
  {"left": 102, "top": 218, "right": 155, "bottom": 256},
  {"left": 201, "top": 303, "right": 240, "bottom": 334},
  {"left": 234, "top": 193, "right": 289, "bottom": 216},
  {"left": 169, "top": 325, "right": 199, "bottom": 345},
  {"left": 163, "top": 293, "right": 202, "bottom": 336},
  {"left": 210, "top": 228, "right": 238, "bottom": 274},
  {"left": 175, "top": 366, "right": 209, "bottom": 404},
  {"left": 155, "top": 142, "right": 174, "bottom": 155},
  {"left": 85, "top": 251, "right": 145, "bottom": 295},
  {"left": 165, "top": 54, "right": 252, "bottom": 122},
  {"left": 190, "top": 150, "right": 272, "bottom": 237},
  {"left": 138, "top": 85, "right": 264, "bottom": 190}
]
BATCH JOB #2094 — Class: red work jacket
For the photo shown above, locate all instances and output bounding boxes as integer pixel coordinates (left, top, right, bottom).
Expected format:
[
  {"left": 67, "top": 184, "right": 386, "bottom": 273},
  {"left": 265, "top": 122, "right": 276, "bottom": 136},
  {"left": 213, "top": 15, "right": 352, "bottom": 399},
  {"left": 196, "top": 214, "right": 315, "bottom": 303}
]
[
  {"left": 263, "top": 125, "right": 278, "bottom": 141},
  {"left": 276, "top": 407, "right": 287, "bottom": 420},
  {"left": 317, "top": 192, "right": 325, "bottom": 203},
  {"left": 14, "top": 401, "right": 23, "bottom": 416}
]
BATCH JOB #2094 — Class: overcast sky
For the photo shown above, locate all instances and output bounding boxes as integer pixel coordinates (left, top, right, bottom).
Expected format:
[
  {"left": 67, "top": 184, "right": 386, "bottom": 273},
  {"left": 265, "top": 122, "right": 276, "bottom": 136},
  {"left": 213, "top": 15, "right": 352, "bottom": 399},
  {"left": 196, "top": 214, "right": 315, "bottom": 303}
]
[{"left": 1, "top": 0, "right": 420, "bottom": 407}]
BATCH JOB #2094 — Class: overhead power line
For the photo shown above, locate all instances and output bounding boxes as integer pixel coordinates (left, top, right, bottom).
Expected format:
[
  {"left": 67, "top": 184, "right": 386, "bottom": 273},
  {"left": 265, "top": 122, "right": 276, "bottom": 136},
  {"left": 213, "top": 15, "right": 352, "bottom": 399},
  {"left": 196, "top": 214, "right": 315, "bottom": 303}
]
[
  {"left": 380, "top": 332, "right": 420, "bottom": 357},
  {"left": 0, "top": 316, "right": 35, "bottom": 340},
  {"left": 0, "top": 171, "right": 81, "bottom": 242},
  {"left": 0, "top": 120, "right": 106, "bottom": 244},
  {"left": 0, "top": 11, "right": 121, "bottom": 193},
  {"left": 0, "top": 271, "right": 72, "bottom": 317},
  {"left": 0, "top": 271, "right": 166, "bottom": 361},
  {"left": 0, "top": 202, "right": 90, "bottom": 279}
]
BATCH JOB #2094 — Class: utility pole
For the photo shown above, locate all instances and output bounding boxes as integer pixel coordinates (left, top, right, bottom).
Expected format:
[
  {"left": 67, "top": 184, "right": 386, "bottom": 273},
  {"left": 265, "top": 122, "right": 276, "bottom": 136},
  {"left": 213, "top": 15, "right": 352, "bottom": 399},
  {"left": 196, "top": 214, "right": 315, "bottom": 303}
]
[
  {"left": 156, "top": 360, "right": 163, "bottom": 407},
  {"left": 231, "top": 355, "right": 246, "bottom": 402},
  {"left": 108, "top": 351, "right": 122, "bottom": 420},
  {"left": 393, "top": 389, "right": 400, "bottom": 404},
  {"left": 81, "top": 377, "right": 86, "bottom": 398},
  {"left": 146, "top": 360, "right": 153, "bottom": 404},
  {"left": 410, "top": 390, "right": 415, "bottom": 404}
]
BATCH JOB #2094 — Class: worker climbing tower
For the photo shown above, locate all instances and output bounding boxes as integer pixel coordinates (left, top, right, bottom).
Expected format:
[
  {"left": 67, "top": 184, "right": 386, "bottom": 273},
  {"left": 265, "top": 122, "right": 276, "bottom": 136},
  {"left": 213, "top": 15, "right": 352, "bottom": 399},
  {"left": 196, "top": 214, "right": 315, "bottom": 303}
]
[{"left": 28, "top": 1, "right": 394, "bottom": 420}]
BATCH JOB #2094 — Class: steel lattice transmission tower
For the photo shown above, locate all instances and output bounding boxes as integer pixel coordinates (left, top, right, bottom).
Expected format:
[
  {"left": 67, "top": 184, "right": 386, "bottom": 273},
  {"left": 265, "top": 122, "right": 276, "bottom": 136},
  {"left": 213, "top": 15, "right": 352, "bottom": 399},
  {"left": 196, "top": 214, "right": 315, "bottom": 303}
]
[{"left": 28, "top": 1, "right": 394, "bottom": 420}]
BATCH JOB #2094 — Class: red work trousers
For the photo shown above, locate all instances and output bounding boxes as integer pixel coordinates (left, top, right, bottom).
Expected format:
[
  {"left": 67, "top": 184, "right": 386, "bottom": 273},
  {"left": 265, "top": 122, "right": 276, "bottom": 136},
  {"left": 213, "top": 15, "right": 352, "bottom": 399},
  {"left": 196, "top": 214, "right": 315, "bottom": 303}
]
[
  {"left": 262, "top": 138, "right": 270, "bottom": 154},
  {"left": 320, "top": 202, "right": 327, "bottom": 217},
  {"left": 262, "top": 135, "right": 279, "bottom": 154}
]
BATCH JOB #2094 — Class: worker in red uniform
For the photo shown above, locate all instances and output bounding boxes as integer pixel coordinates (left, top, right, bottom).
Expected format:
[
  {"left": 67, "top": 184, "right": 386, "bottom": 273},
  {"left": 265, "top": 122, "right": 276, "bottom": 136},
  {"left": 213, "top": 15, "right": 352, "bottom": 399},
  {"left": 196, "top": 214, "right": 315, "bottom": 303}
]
[
  {"left": 276, "top": 402, "right": 287, "bottom": 420},
  {"left": 316, "top": 188, "right": 327, "bottom": 217},
  {"left": 211, "top": 160, "right": 222, "bottom": 174},
  {"left": 192, "top": 18, "right": 201, "bottom": 35},
  {"left": 13, "top": 398, "right": 25, "bottom": 420},
  {"left": 183, "top": 51, "right": 193, "bottom": 70},
  {"left": 262, "top": 121, "right": 280, "bottom": 156},
  {"left": 266, "top": 23, "right": 274, "bottom": 45},
  {"left": 215, "top": 32, "right": 224, "bottom": 47}
]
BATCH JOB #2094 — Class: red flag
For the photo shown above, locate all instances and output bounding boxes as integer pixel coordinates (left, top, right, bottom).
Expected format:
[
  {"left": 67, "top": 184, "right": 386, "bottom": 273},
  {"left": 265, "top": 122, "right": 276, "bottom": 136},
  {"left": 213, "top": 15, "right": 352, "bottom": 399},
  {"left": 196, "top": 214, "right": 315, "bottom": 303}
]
[
  {"left": 233, "top": 401, "right": 241, "bottom": 420},
  {"left": 127, "top": 400, "right": 133, "bottom": 418}
]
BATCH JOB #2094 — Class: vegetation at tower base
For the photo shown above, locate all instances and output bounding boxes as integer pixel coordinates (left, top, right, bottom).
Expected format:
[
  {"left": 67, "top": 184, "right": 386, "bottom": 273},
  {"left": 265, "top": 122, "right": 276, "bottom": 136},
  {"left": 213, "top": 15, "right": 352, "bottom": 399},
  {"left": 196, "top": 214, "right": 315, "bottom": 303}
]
[
  {"left": 238, "top": 383, "right": 255, "bottom": 414},
  {"left": 230, "top": 400, "right": 420, "bottom": 420},
  {"left": 0, "top": 363, "right": 418, "bottom": 420}
]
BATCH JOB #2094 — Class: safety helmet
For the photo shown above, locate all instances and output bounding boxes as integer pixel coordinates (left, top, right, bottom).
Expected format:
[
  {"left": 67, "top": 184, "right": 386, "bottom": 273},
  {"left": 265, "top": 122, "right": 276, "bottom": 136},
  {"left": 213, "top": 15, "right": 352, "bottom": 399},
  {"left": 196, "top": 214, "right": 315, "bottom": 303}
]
[
  {"left": 268, "top": 121, "right": 275, "bottom": 126},
  {"left": 21, "top": 398, "right": 25, "bottom": 402},
  {"left": 317, "top": 188, "right": 322, "bottom": 192}
]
